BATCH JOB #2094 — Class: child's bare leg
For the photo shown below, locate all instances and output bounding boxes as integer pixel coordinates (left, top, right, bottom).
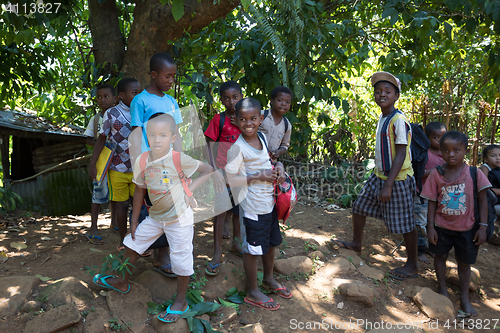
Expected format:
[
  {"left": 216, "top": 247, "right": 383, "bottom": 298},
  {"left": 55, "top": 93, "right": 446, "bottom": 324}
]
[
  {"left": 332, "top": 213, "right": 365, "bottom": 254},
  {"left": 262, "top": 247, "right": 291, "bottom": 297},
  {"left": 433, "top": 253, "right": 448, "bottom": 296},
  {"left": 457, "top": 258, "right": 477, "bottom": 316},
  {"left": 230, "top": 213, "right": 243, "bottom": 253},
  {"left": 115, "top": 200, "right": 129, "bottom": 246},
  {"left": 393, "top": 228, "right": 419, "bottom": 276},
  {"left": 89, "top": 203, "right": 103, "bottom": 240},
  {"left": 102, "top": 247, "right": 138, "bottom": 292},
  {"left": 159, "top": 275, "right": 189, "bottom": 322},
  {"left": 222, "top": 211, "right": 231, "bottom": 239},
  {"left": 243, "top": 253, "right": 278, "bottom": 308},
  {"left": 208, "top": 213, "right": 225, "bottom": 273},
  {"left": 110, "top": 203, "right": 117, "bottom": 229}
]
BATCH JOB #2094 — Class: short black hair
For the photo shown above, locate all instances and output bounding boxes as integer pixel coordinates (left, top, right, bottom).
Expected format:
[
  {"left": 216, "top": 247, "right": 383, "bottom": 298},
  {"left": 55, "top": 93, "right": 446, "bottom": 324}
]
[
  {"left": 147, "top": 113, "right": 176, "bottom": 133},
  {"left": 96, "top": 83, "right": 116, "bottom": 96},
  {"left": 270, "top": 86, "right": 293, "bottom": 100},
  {"left": 424, "top": 121, "right": 447, "bottom": 137},
  {"left": 150, "top": 53, "right": 176, "bottom": 73},
  {"left": 117, "top": 78, "right": 139, "bottom": 94},
  {"left": 440, "top": 130, "right": 468, "bottom": 148},
  {"left": 235, "top": 98, "right": 261, "bottom": 118},
  {"left": 219, "top": 80, "right": 242, "bottom": 97},
  {"left": 482, "top": 144, "right": 500, "bottom": 163},
  {"left": 373, "top": 80, "right": 399, "bottom": 95}
]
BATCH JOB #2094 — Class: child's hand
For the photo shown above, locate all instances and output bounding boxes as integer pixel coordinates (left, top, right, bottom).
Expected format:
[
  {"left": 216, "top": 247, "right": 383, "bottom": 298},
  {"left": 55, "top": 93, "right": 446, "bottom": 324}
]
[
  {"left": 130, "top": 219, "right": 138, "bottom": 241},
  {"left": 213, "top": 170, "right": 226, "bottom": 194},
  {"left": 473, "top": 228, "right": 487, "bottom": 246},
  {"left": 229, "top": 114, "right": 237, "bottom": 126},
  {"left": 379, "top": 184, "right": 392, "bottom": 202},
  {"left": 270, "top": 150, "right": 280, "bottom": 160},
  {"left": 89, "top": 164, "right": 97, "bottom": 180},
  {"left": 275, "top": 164, "right": 285, "bottom": 184},
  {"left": 184, "top": 193, "right": 198, "bottom": 209},
  {"left": 259, "top": 169, "right": 278, "bottom": 182},
  {"left": 427, "top": 228, "right": 438, "bottom": 245}
]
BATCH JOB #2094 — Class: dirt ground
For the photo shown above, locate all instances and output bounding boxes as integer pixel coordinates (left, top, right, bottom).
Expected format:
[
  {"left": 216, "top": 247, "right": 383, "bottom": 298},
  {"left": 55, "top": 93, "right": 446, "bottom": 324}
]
[{"left": 1, "top": 202, "right": 500, "bottom": 333}]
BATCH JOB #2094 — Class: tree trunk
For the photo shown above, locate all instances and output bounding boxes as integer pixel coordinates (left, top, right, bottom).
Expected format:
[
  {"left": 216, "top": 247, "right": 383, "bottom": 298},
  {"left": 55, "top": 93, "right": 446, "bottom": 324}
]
[
  {"left": 122, "top": 0, "right": 240, "bottom": 85},
  {"left": 88, "top": 0, "right": 125, "bottom": 77}
]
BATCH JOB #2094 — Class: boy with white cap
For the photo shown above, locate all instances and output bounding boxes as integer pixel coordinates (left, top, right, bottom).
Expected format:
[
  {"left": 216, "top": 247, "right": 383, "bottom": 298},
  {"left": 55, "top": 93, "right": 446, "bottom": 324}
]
[{"left": 332, "top": 72, "right": 419, "bottom": 280}]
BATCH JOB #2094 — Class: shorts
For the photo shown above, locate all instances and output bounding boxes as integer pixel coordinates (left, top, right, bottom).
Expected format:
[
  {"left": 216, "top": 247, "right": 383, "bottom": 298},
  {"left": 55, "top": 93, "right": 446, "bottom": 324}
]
[
  {"left": 214, "top": 186, "right": 240, "bottom": 215},
  {"left": 92, "top": 174, "right": 109, "bottom": 204},
  {"left": 240, "top": 206, "right": 281, "bottom": 256},
  {"left": 352, "top": 173, "right": 416, "bottom": 234},
  {"left": 108, "top": 170, "right": 135, "bottom": 202},
  {"left": 429, "top": 226, "right": 479, "bottom": 264},
  {"left": 123, "top": 207, "right": 194, "bottom": 276}
]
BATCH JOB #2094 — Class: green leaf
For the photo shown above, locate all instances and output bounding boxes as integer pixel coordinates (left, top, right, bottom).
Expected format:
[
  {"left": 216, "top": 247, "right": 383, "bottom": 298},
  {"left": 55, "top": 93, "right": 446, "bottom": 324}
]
[
  {"left": 218, "top": 297, "right": 240, "bottom": 308},
  {"left": 200, "top": 318, "right": 220, "bottom": 333},
  {"left": 241, "top": 0, "right": 251, "bottom": 10},
  {"left": 444, "top": 22, "right": 452, "bottom": 38},
  {"left": 225, "top": 287, "right": 238, "bottom": 297},
  {"left": 192, "top": 302, "right": 219, "bottom": 316},
  {"left": 192, "top": 317, "right": 205, "bottom": 333},
  {"left": 226, "top": 294, "right": 245, "bottom": 304},
  {"left": 172, "top": 0, "right": 185, "bottom": 22}
]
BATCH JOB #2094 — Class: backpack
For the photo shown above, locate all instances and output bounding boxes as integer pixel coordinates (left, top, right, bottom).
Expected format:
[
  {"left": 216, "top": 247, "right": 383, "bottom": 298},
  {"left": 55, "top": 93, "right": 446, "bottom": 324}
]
[
  {"left": 139, "top": 150, "right": 193, "bottom": 207},
  {"left": 262, "top": 109, "right": 289, "bottom": 134},
  {"left": 470, "top": 166, "right": 498, "bottom": 241},
  {"left": 381, "top": 110, "right": 429, "bottom": 193},
  {"left": 257, "top": 132, "right": 297, "bottom": 222}
]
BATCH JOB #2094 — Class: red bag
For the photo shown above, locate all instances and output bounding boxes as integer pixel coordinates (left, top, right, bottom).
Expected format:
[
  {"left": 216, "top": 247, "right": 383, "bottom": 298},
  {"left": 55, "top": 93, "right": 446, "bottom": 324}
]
[{"left": 275, "top": 172, "right": 297, "bottom": 222}]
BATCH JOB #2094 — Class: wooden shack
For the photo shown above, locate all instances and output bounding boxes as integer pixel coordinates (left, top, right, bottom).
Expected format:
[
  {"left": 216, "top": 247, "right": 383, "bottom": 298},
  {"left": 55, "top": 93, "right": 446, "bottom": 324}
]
[{"left": 0, "top": 108, "right": 92, "bottom": 216}]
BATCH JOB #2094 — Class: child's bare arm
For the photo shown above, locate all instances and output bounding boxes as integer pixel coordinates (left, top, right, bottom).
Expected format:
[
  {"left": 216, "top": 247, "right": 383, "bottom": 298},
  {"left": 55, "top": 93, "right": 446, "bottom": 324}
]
[
  {"left": 226, "top": 169, "right": 277, "bottom": 188},
  {"left": 131, "top": 185, "right": 145, "bottom": 240},
  {"left": 474, "top": 189, "right": 488, "bottom": 246},
  {"left": 479, "top": 165, "right": 489, "bottom": 177},
  {"left": 270, "top": 147, "right": 287, "bottom": 160},
  {"left": 380, "top": 144, "right": 406, "bottom": 201},
  {"left": 187, "top": 161, "right": 215, "bottom": 193},
  {"left": 427, "top": 200, "right": 438, "bottom": 245},
  {"left": 173, "top": 126, "right": 182, "bottom": 152},
  {"left": 202, "top": 137, "right": 225, "bottom": 194},
  {"left": 88, "top": 134, "right": 107, "bottom": 180}
]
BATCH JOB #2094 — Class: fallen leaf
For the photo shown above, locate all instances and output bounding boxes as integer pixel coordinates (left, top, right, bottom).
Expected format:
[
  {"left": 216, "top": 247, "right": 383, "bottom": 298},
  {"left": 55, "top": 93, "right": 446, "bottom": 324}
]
[
  {"left": 295, "top": 211, "right": 304, "bottom": 214},
  {"left": 99, "top": 290, "right": 107, "bottom": 296},
  {"left": 35, "top": 274, "right": 51, "bottom": 282},
  {"left": 0, "top": 251, "right": 7, "bottom": 263},
  {"left": 10, "top": 242, "right": 27, "bottom": 250},
  {"left": 337, "top": 302, "right": 344, "bottom": 309},
  {"left": 40, "top": 237, "right": 52, "bottom": 241},
  {"left": 89, "top": 248, "right": 102, "bottom": 253}
]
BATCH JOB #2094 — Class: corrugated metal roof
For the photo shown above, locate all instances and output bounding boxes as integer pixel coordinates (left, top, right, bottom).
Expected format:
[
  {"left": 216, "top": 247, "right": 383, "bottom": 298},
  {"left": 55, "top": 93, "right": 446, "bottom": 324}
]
[{"left": 0, "top": 108, "right": 85, "bottom": 137}]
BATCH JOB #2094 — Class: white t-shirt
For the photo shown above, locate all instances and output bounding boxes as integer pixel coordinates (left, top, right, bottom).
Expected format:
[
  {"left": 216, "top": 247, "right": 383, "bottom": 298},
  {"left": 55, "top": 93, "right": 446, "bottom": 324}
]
[{"left": 226, "top": 134, "right": 274, "bottom": 215}]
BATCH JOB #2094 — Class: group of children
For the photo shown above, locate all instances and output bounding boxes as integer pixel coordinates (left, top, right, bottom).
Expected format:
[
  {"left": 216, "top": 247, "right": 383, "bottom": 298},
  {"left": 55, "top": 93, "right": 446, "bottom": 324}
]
[
  {"left": 86, "top": 53, "right": 294, "bottom": 322},
  {"left": 332, "top": 71, "right": 499, "bottom": 317},
  {"left": 86, "top": 59, "right": 497, "bottom": 321}
]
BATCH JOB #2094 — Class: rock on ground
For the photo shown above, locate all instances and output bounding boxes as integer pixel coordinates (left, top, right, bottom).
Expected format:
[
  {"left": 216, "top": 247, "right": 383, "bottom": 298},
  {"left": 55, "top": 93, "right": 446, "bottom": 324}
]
[
  {"left": 337, "top": 248, "right": 364, "bottom": 267},
  {"left": 412, "top": 287, "right": 454, "bottom": 321},
  {"left": 23, "top": 302, "right": 81, "bottom": 333},
  {"left": 308, "top": 250, "right": 326, "bottom": 262},
  {"left": 150, "top": 314, "right": 190, "bottom": 333},
  {"left": 339, "top": 282, "right": 374, "bottom": 307},
  {"left": 83, "top": 307, "right": 111, "bottom": 333},
  {"left": 403, "top": 286, "right": 425, "bottom": 298},
  {"left": 446, "top": 266, "right": 481, "bottom": 292},
  {"left": 274, "top": 256, "right": 313, "bottom": 275},
  {"left": 202, "top": 262, "right": 246, "bottom": 301},
  {"left": 319, "top": 257, "right": 355, "bottom": 277},
  {"left": 106, "top": 281, "right": 152, "bottom": 333},
  {"left": 236, "top": 323, "right": 264, "bottom": 333},
  {"left": 39, "top": 276, "right": 95, "bottom": 308},
  {"left": 0, "top": 276, "right": 39, "bottom": 317},
  {"left": 358, "top": 265, "right": 385, "bottom": 281},
  {"left": 134, "top": 269, "right": 177, "bottom": 302}
]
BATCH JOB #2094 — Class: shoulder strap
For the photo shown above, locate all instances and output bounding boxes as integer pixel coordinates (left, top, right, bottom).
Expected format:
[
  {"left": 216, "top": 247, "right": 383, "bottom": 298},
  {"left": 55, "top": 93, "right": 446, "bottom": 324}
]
[
  {"left": 257, "top": 132, "right": 269, "bottom": 152},
  {"left": 436, "top": 165, "right": 445, "bottom": 176},
  {"left": 283, "top": 116, "right": 289, "bottom": 133},
  {"left": 172, "top": 151, "right": 193, "bottom": 198},
  {"left": 217, "top": 112, "right": 226, "bottom": 142},
  {"left": 263, "top": 109, "right": 269, "bottom": 119},
  {"left": 470, "top": 165, "right": 480, "bottom": 224}
]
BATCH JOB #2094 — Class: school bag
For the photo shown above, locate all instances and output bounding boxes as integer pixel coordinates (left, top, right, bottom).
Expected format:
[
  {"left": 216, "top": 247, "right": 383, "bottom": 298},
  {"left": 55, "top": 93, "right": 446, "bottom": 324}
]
[
  {"left": 381, "top": 110, "right": 430, "bottom": 193},
  {"left": 257, "top": 132, "right": 297, "bottom": 222},
  {"left": 139, "top": 150, "right": 193, "bottom": 207},
  {"left": 470, "top": 166, "right": 497, "bottom": 241}
]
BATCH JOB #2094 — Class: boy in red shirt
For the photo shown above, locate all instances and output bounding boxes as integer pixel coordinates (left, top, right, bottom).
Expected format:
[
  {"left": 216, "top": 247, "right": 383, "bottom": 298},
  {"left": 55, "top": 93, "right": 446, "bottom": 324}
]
[
  {"left": 204, "top": 81, "right": 243, "bottom": 275},
  {"left": 421, "top": 131, "right": 490, "bottom": 316}
]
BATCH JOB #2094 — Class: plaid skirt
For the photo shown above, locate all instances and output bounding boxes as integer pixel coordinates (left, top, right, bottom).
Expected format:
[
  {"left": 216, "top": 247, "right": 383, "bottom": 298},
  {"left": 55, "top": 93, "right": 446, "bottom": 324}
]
[{"left": 352, "top": 173, "right": 416, "bottom": 234}]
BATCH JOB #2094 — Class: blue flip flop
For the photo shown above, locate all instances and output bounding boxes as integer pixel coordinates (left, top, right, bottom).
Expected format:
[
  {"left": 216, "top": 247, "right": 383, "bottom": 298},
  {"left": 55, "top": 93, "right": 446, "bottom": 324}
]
[
  {"left": 93, "top": 274, "right": 130, "bottom": 293},
  {"left": 205, "top": 262, "right": 220, "bottom": 276},
  {"left": 157, "top": 305, "right": 189, "bottom": 323}
]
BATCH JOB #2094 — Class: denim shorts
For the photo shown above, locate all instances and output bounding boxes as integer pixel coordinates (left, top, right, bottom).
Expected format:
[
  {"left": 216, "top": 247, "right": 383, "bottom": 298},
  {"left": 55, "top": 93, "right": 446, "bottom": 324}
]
[{"left": 92, "top": 174, "right": 109, "bottom": 204}]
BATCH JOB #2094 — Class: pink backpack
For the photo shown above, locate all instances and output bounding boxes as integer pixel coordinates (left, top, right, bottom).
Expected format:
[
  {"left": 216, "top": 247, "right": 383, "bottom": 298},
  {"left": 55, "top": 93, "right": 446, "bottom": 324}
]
[{"left": 257, "top": 132, "right": 297, "bottom": 222}]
